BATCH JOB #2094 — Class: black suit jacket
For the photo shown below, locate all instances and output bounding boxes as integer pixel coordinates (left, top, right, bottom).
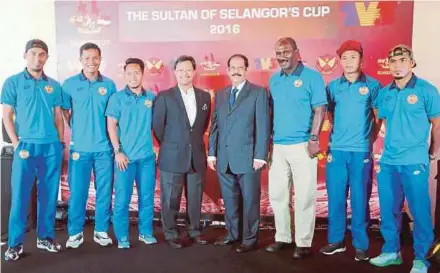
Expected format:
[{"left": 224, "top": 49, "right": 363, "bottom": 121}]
[{"left": 153, "top": 86, "right": 211, "bottom": 173}]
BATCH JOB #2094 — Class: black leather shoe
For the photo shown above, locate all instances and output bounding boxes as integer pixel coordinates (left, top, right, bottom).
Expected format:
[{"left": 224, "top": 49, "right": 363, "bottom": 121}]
[
  {"left": 236, "top": 243, "right": 258, "bottom": 253},
  {"left": 265, "top": 242, "right": 291, "bottom": 253},
  {"left": 293, "top": 247, "right": 312, "bottom": 259},
  {"left": 192, "top": 236, "right": 208, "bottom": 245},
  {"left": 214, "top": 237, "right": 237, "bottom": 246},
  {"left": 167, "top": 239, "right": 183, "bottom": 249}
]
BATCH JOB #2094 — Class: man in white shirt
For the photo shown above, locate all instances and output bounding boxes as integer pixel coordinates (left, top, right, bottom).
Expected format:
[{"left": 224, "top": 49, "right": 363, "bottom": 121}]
[{"left": 152, "top": 55, "right": 211, "bottom": 249}]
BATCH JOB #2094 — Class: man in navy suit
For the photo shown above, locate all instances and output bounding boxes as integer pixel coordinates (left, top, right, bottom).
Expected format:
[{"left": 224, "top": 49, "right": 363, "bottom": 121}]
[
  {"left": 208, "top": 54, "right": 270, "bottom": 253},
  {"left": 153, "top": 55, "right": 211, "bottom": 249}
]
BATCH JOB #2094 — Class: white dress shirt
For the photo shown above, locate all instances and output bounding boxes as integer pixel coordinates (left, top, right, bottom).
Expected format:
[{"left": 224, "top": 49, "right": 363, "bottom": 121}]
[
  {"left": 179, "top": 86, "right": 197, "bottom": 126},
  {"left": 208, "top": 80, "right": 266, "bottom": 166}
]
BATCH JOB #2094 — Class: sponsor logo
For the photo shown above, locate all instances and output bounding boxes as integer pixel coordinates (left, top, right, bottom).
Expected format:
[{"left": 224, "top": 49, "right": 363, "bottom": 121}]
[
  {"left": 342, "top": 1, "right": 397, "bottom": 27},
  {"left": 254, "top": 58, "right": 278, "bottom": 70}
]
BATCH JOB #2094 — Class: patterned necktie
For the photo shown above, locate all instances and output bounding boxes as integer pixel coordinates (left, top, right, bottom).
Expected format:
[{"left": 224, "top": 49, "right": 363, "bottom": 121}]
[{"left": 229, "top": 88, "right": 239, "bottom": 108}]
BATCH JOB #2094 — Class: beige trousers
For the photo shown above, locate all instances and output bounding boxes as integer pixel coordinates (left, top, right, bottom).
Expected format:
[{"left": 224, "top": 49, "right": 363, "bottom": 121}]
[{"left": 268, "top": 142, "right": 317, "bottom": 247}]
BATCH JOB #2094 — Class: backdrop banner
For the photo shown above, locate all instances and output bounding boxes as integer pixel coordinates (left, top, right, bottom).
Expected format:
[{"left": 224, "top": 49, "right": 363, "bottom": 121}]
[{"left": 55, "top": 0, "right": 416, "bottom": 219}]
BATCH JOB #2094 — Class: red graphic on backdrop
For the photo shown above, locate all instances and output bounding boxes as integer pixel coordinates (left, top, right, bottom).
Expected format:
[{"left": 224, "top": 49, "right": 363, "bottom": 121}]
[
  {"left": 200, "top": 53, "right": 220, "bottom": 76},
  {"left": 315, "top": 54, "right": 339, "bottom": 75},
  {"left": 69, "top": 0, "right": 111, "bottom": 34},
  {"left": 146, "top": 58, "right": 165, "bottom": 76},
  {"left": 377, "top": 58, "right": 391, "bottom": 75}
]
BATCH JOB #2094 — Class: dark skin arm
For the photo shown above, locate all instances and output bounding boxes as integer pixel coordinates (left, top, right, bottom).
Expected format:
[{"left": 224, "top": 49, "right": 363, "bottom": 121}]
[
  {"left": 307, "top": 105, "right": 326, "bottom": 158},
  {"left": 430, "top": 116, "right": 440, "bottom": 159}
]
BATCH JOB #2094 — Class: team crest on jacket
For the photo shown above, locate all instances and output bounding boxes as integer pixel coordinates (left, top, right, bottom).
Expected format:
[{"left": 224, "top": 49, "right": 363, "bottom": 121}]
[
  {"left": 98, "top": 87, "right": 107, "bottom": 95},
  {"left": 144, "top": 99, "right": 152, "bottom": 108},
  {"left": 327, "top": 153, "right": 332, "bottom": 163},
  {"left": 359, "top": 86, "right": 369, "bottom": 96},
  {"left": 407, "top": 94, "right": 418, "bottom": 104},
  {"left": 19, "top": 149, "right": 30, "bottom": 159},
  {"left": 72, "top": 152, "right": 80, "bottom": 160},
  {"left": 44, "top": 85, "right": 54, "bottom": 94},
  {"left": 294, "top": 79, "right": 303, "bottom": 88}
]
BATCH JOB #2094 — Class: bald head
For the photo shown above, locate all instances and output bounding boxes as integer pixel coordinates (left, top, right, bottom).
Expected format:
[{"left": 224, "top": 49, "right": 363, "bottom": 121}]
[{"left": 276, "top": 37, "right": 298, "bottom": 51}]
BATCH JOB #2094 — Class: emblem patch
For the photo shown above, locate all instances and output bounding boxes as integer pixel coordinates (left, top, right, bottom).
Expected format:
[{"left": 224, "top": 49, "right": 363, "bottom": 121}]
[
  {"left": 45, "top": 85, "right": 54, "bottom": 94},
  {"left": 72, "top": 152, "right": 80, "bottom": 161},
  {"left": 359, "top": 86, "right": 369, "bottom": 96},
  {"left": 19, "top": 150, "right": 30, "bottom": 159},
  {"left": 407, "top": 94, "right": 418, "bottom": 104},
  {"left": 98, "top": 87, "right": 107, "bottom": 95},
  {"left": 144, "top": 99, "right": 152, "bottom": 108}
]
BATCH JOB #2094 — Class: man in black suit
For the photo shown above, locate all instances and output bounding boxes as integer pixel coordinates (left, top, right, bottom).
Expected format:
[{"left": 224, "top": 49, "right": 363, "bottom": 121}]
[
  {"left": 208, "top": 54, "right": 270, "bottom": 253},
  {"left": 153, "top": 55, "right": 211, "bottom": 249}
]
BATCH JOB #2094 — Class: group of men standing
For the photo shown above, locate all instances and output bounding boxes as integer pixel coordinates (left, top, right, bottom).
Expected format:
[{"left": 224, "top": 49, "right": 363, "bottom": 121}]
[{"left": 1, "top": 37, "right": 439, "bottom": 273}]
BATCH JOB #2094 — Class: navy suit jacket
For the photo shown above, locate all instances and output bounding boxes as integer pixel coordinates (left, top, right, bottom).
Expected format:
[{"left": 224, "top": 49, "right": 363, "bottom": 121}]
[
  {"left": 208, "top": 81, "right": 270, "bottom": 174},
  {"left": 153, "top": 86, "right": 211, "bottom": 173}
]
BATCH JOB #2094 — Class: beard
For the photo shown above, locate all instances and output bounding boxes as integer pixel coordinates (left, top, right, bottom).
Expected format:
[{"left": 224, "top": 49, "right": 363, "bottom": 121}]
[{"left": 394, "top": 76, "right": 404, "bottom": 80}]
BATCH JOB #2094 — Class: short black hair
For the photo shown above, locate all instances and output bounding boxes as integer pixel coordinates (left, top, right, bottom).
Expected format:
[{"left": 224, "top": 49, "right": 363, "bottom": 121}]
[
  {"left": 79, "top": 42, "right": 101, "bottom": 57},
  {"left": 227, "top": 54, "right": 249, "bottom": 68},
  {"left": 124, "top": 58, "right": 145, "bottom": 73},
  {"left": 276, "top": 37, "right": 298, "bottom": 50},
  {"left": 174, "top": 55, "right": 196, "bottom": 70}
]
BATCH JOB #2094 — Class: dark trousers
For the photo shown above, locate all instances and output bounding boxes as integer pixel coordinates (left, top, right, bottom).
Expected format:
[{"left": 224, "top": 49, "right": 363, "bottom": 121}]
[
  {"left": 160, "top": 164, "right": 204, "bottom": 241},
  {"left": 217, "top": 166, "right": 261, "bottom": 246}
]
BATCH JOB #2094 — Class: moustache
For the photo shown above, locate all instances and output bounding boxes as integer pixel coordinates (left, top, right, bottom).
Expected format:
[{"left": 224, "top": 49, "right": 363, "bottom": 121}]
[{"left": 232, "top": 73, "right": 242, "bottom": 77}]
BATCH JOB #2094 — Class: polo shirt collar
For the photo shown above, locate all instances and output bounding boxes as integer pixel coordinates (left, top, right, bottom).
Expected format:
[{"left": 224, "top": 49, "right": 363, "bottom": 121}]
[
  {"left": 390, "top": 73, "right": 417, "bottom": 90},
  {"left": 124, "top": 85, "right": 146, "bottom": 97},
  {"left": 79, "top": 70, "right": 103, "bottom": 82},
  {"left": 340, "top": 72, "right": 366, "bottom": 84},
  {"left": 23, "top": 68, "right": 48, "bottom": 81}
]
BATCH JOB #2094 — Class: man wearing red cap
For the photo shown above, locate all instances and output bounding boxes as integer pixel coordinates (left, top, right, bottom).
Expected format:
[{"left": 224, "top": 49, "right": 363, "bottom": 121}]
[
  {"left": 319, "top": 40, "right": 382, "bottom": 261},
  {"left": 370, "top": 44, "right": 439, "bottom": 273}
]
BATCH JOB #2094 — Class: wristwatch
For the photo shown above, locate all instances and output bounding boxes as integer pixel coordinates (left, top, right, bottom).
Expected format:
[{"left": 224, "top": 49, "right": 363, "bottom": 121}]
[
  {"left": 115, "top": 147, "right": 123, "bottom": 155},
  {"left": 310, "top": 134, "right": 319, "bottom": 142},
  {"left": 429, "top": 154, "right": 436, "bottom": 161}
]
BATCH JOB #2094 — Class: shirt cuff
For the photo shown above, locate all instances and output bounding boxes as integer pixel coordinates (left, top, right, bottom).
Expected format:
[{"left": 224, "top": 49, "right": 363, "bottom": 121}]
[
  {"left": 253, "top": 159, "right": 266, "bottom": 164},
  {"left": 208, "top": 156, "right": 216, "bottom": 162}
]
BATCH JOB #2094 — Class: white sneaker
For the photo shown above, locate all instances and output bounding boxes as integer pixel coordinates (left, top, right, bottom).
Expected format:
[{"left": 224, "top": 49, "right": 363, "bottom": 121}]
[
  {"left": 37, "top": 238, "right": 62, "bottom": 252},
  {"left": 66, "top": 232, "right": 84, "bottom": 249},
  {"left": 93, "top": 232, "right": 113, "bottom": 247}
]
